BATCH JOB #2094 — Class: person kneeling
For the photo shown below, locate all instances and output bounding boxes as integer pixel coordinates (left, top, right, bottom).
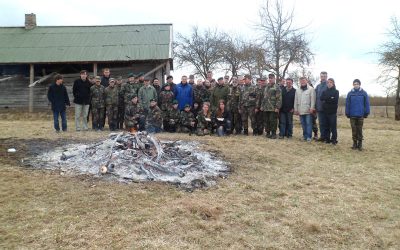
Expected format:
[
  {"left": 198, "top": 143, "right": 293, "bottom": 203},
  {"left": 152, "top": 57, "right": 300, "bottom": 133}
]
[
  {"left": 180, "top": 104, "right": 196, "bottom": 135},
  {"left": 196, "top": 102, "right": 213, "bottom": 136},
  {"left": 213, "top": 100, "right": 232, "bottom": 136},
  {"left": 124, "top": 94, "right": 145, "bottom": 133},
  {"left": 165, "top": 100, "right": 181, "bottom": 133},
  {"left": 146, "top": 99, "right": 163, "bottom": 133}
]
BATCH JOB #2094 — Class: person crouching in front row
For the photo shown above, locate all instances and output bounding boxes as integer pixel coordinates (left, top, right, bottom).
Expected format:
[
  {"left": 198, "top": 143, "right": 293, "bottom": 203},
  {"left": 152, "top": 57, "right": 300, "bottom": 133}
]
[
  {"left": 213, "top": 99, "right": 232, "bottom": 136},
  {"left": 146, "top": 99, "right": 163, "bottom": 133},
  {"left": 196, "top": 102, "right": 213, "bottom": 136}
]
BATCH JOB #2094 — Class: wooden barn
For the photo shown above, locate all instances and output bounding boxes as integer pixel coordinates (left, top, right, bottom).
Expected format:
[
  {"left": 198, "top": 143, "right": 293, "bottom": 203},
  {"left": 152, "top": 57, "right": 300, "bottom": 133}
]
[{"left": 0, "top": 14, "right": 173, "bottom": 111}]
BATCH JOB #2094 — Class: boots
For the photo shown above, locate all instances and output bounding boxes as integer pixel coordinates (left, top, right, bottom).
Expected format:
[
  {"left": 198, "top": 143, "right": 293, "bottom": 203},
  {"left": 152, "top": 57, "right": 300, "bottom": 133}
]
[
  {"left": 253, "top": 129, "right": 258, "bottom": 136},
  {"left": 270, "top": 131, "right": 277, "bottom": 139},
  {"left": 351, "top": 140, "right": 358, "bottom": 150},
  {"left": 266, "top": 131, "right": 271, "bottom": 138},
  {"left": 243, "top": 129, "right": 249, "bottom": 136},
  {"left": 358, "top": 140, "right": 363, "bottom": 151}
]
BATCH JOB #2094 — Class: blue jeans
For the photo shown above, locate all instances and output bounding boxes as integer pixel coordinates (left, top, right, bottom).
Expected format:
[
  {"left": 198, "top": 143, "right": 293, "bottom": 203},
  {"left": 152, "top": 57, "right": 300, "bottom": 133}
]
[
  {"left": 300, "top": 114, "right": 312, "bottom": 140},
  {"left": 146, "top": 125, "right": 162, "bottom": 133},
  {"left": 279, "top": 112, "right": 293, "bottom": 137},
  {"left": 317, "top": 111, "right": 328, "bottom": 139},
  {"left": 53, "top": 110, "right": 67, "bottom": 131}
]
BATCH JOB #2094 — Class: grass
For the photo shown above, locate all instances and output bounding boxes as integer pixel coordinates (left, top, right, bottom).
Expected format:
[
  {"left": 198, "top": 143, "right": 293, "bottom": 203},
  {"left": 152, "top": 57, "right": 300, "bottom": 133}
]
[{"left": 0, "top": 111, "right": 399, "bottom": 249}]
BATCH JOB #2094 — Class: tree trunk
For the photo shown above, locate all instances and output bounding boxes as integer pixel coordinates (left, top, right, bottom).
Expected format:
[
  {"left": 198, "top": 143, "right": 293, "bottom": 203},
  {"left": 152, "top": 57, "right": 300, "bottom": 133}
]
[{"left": 396, "top": 68, "right": 400, "bottom": 120}]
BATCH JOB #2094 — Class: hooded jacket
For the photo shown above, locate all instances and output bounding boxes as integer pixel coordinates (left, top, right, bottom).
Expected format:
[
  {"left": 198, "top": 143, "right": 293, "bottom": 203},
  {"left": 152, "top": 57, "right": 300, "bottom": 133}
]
[{"left": 345, "top": 88, "right": 370, "bottom": 118}]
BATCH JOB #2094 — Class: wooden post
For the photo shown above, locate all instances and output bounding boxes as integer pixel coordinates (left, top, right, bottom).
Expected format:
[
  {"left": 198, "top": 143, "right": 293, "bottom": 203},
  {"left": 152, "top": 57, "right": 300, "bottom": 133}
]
[
  {"left": 93, "top": 63, "right": 98, "bottom": 77},
  {"left": 165, "top": 60, "right": 170, "bottom": 79},
  {"left": 29, "top": 64, "right": 34, "bottom": 112}
]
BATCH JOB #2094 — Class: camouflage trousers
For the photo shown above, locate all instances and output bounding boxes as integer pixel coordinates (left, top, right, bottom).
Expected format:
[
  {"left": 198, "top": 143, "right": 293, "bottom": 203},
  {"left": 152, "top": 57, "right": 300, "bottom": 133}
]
[
  {"left": 117, "top": 105, "right": 125, "bottom": 129},
  {"left": 264, "top": 111, "right": 278, "bottom": 133},
  {"left": 255, "top": 110, "right": 264, "bottom": 134},
  {"left": 106, "top": 105, "right": 118, "bottom": 130},
  {"left": 92, "top": 107, "right": 105, "bottom": 130},
  {"left": 241, "top": 106, "right": 256, "bottom": 131},
  {"left": 350, "top": 117, "right": 364, "bottom": 141},
  {"left": 230, "top": 110, "right": 242, "bottom": 133}
]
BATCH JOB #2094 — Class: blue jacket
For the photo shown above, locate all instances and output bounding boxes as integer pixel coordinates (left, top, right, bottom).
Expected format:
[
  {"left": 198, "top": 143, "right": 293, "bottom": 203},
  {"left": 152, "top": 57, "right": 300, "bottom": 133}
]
[
  {"left": 47, "top": 83, "right": 70, "bottom": 112},
  {"left": 315, "top": 81, "right": 328, "bottom": 112},
  {"left": 174, "top": 82, "right": 193, "bottom": 110},
  {"left": 345, "top": 88, "right": 370, "bottom": 118}
]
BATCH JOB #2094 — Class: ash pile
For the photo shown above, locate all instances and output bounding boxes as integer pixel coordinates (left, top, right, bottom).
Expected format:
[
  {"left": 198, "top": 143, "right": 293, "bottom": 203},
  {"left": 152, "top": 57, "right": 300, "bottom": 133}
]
[{"left": 27, "top": 132, "right": 230, "bottom": 189}]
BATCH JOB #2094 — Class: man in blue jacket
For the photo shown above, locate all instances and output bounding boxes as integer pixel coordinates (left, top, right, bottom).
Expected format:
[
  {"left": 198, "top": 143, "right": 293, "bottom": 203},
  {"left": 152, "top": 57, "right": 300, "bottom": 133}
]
[
  {"left": 345, "top": 79, "right": 370, "bottom": 151},
  {"left": 47, "top": 74, "right": 70, "bottom": 132},
  {"left": 174, "top": 75, "right": 193, "bottom": 110}
]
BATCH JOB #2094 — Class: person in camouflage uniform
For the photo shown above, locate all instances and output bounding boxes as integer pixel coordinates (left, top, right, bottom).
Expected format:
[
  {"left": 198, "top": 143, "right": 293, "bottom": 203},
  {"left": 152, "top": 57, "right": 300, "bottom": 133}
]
[
  {"left": 158, "top": 83, "right": 175, "bottom": 129},
  {"left": 227, "top": 76, "right": 242, "bottom": 134},
  {"left": 121, "top": 73, "right": 140, "bottom": 107},
  {"left": 180, "top": 104, "right": 196, "bottom": 135},
  {"left": 255, "top": 77, "right": 267, "bottom": 135},
  {"left": 115, "top": 76, "right": 125, "bottom": 129},
  {"left": 90, "top": 76, "right": 106, "bottom": 130},
  {"left": 210, "top": 77, "right": 229, "bottom": 111},
  {"left": 164, "top": 100, "right": 181, "bottom": 132},
  {"left": 124, "top": 94, "right": 145, "bottom": 132},
  {"left": 203, "top": 80, "right": 212, "bottom": 101},
  {"left": 196, "top": 103, "right": 213, "bottom": 136},
  {"left": 193, "top": 79, "right": 208, "bottom": 106},
  {"left": 260, "top": 74, "right": 282, "bottom": 139},
  {"left": 138, "top": 78, "right": 158, "bottom": 113},
  {"left": 146, "top": 99, "right": 162, "bottom": 133},
  {"left": 239, "top": 74, "right": 257, "bottom": 135},
  {"left": 104, "top": 78, "right": 119, "bottom": 131}
]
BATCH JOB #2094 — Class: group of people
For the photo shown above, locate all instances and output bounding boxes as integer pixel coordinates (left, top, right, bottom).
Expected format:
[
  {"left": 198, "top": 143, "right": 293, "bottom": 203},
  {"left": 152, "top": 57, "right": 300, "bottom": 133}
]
[{"left": 47, "top": 69, "right": 370, "bottom": 150}]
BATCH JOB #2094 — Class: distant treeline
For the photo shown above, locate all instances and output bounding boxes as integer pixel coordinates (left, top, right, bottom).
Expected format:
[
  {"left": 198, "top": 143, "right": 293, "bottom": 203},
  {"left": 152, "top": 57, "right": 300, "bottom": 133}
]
[{"left": 338, "top": 96, "right": 396, "bottom": 106}]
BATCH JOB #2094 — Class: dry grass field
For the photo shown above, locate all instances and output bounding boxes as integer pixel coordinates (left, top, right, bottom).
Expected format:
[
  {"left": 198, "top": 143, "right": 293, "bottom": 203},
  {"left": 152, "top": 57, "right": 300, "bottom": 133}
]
[{"left": 0, "top": 110, "right": 399, "bottom": 249}]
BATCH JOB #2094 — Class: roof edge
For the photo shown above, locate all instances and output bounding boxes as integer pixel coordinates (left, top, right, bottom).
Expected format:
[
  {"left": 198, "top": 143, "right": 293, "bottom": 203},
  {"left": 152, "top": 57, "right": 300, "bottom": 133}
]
[{"left": 0, "top": 23, "right": 173, "bottom": 28}]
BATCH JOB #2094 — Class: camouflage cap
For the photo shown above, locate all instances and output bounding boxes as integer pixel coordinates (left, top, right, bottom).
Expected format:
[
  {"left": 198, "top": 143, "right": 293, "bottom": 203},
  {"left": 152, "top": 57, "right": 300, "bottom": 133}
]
[
  {"left": 150, "top": 98, "right": 157, "bottom": 102},
  {"left": 95, "top": 76, "right": 101, "bottom": 80},
  {"left": 127, "top": 72, "right": 135, "bottom": 78},
  {"left": 172, "top": 99, "right": 179, "bottom": 105},
  {"left": 109, "top": 78, "right": 115, "bottom": 82},
  {"left": 184, "top": 104, "right": 191, "bottom": 108}
]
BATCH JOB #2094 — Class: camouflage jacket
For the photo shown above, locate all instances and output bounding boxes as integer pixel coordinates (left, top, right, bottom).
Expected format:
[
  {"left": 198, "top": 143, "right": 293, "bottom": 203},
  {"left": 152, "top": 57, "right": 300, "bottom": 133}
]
[
  {"left": 227, "top": 86, "right": 241, "bottom": 112},
  {"left": 146, "top": 105, "right": 162, "bottom": 127},
  {"left": 166, "top": 107, "right": 181, "bottom": 125},
  {"left": 116, "top": 84, "right": 124, "bottom": 107},
  {"left": 239, "top": 84, "right": 257, "bottom": 108},
  {"left": 158, "top": 90, "right": 175, "bottom": 111},
  {"left": 180, "top": 110, "right": 195, "bottom": 127},
  {"left": 124, "top": 103, "right": 145, "bottom": 127},
  {"left": 193, "top": 85, "right": 209, "bottom": 104},
  {"left": 121, "top": 82, "right": 140, "bottom": 104},
  {"left": 256, "top": 85, "right": 266, "bottom": 109},
  {"left": 90, "top": 84, "right": 105, "bottom": 108},
  {"left": 260, "top": 84, "right": 282, "bottom": 111},
  {"left": 210, "top": 84, "right": 229, "bottom": 110},
  {"left": 196, "top": 111, "right": 213, "bottom": 130},
  {"left": 104, "top": 85, "right": 119, "bottom": 106}
]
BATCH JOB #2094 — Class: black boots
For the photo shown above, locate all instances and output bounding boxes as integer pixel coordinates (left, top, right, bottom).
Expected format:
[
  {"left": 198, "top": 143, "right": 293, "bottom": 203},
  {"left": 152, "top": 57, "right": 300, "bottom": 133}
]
[
  {"left": 244, "top": 129, "right": 249, "bottom": 136},
  {"left": 352, "top": 140, "right": 358, "bottom": 150},
  {"left": 358, "top": 140, "right": 363, "bottom": 151},
  {"left": 352, "top": 140, "right": 363, "bottom": 151}
]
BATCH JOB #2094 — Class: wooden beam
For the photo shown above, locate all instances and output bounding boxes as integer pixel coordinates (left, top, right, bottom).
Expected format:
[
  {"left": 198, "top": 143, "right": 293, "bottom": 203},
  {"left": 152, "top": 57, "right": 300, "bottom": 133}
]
[
  {"left": 165, "top": 60, "right": 171, "bottom": 77},
  {"left": 93, "top": 63, "right": 98, "bottom": 76},
  {"left": 29, "top": 64, "right": 34, "bottom": 112}
]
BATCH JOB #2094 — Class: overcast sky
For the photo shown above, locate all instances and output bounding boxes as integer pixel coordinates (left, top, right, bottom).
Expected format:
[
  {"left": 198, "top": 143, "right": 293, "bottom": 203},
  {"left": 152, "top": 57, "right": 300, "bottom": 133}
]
[{"left": 1, "top": 0, "right": 399, "bottom": 96}]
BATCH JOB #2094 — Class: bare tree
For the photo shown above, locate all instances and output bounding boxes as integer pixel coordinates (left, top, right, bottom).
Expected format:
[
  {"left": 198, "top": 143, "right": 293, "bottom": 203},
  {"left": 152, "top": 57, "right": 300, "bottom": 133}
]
[
  {"left": 376, "top": 17, "right": 400, "bottom": 120},
  {"left": 220, "top": 35, "right": 245, "bottom": 77},
  {"left": 256, "top": 0, "right": 313, "bottom": 80},
  {"left": 174, "top": 26, "right": 226, "bottom": 78}
]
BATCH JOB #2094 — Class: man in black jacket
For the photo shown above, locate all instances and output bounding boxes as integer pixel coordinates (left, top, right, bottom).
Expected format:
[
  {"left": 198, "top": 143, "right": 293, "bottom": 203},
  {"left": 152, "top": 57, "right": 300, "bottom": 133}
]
[
  {"left": 279, "top": 78, "right": 296, "bottom": 139},
  {"left": 47, "top": 74, "right": 70, "bottom": 132},
  {"left": 73, "top": 70, "right": 91, "bottom": 131},
  {"left": 320, "top": 78, "right": 339, "bottom": 144}
]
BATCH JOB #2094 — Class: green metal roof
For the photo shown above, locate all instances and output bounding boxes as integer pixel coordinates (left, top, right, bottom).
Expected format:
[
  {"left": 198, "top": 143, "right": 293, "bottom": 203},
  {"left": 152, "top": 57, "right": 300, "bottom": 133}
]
[{"left": 0, "top": 24, "right": 173, "bottom": 64}]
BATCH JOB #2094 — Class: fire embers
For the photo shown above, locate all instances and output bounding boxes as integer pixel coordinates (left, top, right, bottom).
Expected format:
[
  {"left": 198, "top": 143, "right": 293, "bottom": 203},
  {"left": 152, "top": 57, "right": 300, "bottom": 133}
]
[{"left": 28, "top": 132, "right": 230, "bottom": 190}]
